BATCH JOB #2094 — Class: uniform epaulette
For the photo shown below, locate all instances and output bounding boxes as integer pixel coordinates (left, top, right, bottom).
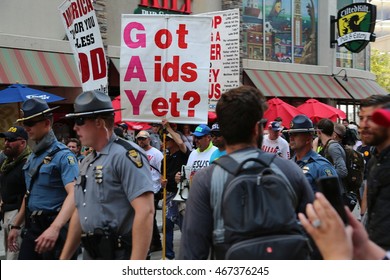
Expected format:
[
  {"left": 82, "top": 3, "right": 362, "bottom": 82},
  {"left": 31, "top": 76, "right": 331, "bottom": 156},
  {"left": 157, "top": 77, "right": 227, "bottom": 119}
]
[{"left": 114, "top": 138, "right": 147, "bottom": 168}]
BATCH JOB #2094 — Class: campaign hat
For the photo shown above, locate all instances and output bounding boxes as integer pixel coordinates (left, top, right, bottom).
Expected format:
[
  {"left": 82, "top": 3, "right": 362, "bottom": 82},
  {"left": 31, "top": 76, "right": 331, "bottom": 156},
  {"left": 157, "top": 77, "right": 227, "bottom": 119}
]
[
  {"left": 287, "top": 114, "right": 315, "bottom": 133},
  {"left": 16, "top": 98, "right": 59, "bottom": 122}
]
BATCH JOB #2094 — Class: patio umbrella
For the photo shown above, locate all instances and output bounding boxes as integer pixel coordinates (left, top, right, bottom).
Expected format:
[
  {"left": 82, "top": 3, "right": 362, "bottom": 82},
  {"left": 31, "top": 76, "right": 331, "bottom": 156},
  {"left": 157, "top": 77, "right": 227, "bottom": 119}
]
[
  {"left": 264, "top": 97, "right": 303, "bottom": 128},
  {"left": 0, "top": 83, "right": 65, "bottom": 104},
  {"left": 297, "top": 98, "right": 346, "bottom": 123},
  {"left": 112, "top": 96, "right": 151, "bottom": 130}
]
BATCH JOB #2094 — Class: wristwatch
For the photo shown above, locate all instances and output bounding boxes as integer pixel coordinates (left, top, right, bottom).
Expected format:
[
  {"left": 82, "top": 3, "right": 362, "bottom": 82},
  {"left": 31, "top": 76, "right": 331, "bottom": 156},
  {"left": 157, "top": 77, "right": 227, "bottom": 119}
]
[{"left": 9, "top": 224, "right": 21, "bottom": 230}]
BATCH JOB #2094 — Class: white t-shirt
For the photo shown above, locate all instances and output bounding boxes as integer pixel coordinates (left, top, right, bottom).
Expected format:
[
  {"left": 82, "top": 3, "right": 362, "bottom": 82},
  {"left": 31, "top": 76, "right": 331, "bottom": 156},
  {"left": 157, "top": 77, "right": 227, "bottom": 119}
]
[
  {"left": 187, "top": 143, "right": 218, "bottom": 179},
  {"left": 261, "top": 134, "right": 290, "bottom": 159},
  {"left": 145, "top": 146, "right": 164, "bottom": 193}
]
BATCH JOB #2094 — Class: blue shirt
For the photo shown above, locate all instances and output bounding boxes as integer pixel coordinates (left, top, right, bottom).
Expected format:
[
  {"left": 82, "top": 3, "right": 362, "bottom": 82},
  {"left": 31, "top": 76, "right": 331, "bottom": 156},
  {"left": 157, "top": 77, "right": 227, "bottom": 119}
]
[
  {"left": 209, "top": 149, "right": 227, "bottom": 163},
  {"left": 24, "top": 141, "right": 79, "bottom": 211},
  {"left": 292, "top": 150, "right": 338, "bottom": 193}
]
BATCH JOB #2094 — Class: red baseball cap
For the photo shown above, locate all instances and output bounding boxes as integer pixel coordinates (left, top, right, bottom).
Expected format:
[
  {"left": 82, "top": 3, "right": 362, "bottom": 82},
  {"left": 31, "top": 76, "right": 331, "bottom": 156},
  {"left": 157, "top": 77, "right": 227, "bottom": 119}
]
[{"left": 372, "top": 108, "right": 390, "bottom": 127}]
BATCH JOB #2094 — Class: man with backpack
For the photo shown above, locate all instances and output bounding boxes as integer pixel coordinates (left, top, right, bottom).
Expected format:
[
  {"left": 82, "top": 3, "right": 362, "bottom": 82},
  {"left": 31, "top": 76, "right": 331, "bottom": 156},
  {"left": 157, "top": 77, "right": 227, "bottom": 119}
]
[
  {"left": 317, "top": 119, "right": 347, "bottom": 181},
  {"left": 179, "top": 86, "right": 314, "bottom": 260}
]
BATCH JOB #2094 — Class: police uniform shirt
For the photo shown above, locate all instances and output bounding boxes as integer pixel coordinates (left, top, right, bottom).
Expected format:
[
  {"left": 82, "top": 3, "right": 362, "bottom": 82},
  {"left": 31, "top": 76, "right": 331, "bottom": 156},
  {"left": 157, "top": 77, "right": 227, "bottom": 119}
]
[
  {"left": 75, "top": 134, "right": 154, "bottom": 235},
  {"left": 24, "top": 141, "right": 79, "bottom": 211},
  {"left": 292, "top": 150, "right": 337, "bottom": 192}
]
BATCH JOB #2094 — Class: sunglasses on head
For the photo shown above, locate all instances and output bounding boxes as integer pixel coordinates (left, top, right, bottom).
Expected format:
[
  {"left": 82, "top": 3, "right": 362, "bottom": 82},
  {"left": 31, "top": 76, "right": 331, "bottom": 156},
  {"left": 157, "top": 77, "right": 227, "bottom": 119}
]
[{"left": 4, "top": 137, "right": 24, "bottom": 143}]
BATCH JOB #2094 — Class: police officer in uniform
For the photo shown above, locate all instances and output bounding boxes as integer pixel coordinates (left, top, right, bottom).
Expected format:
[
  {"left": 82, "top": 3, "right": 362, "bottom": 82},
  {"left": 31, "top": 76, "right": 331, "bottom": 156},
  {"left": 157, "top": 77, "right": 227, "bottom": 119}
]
[
  {"left": 60, "top": 90, "right": 154, "bottom": 260},
  {"left": 289, "top": 115, "right": 338, "bottom": 193},
  {"left": 8, "top": 98, "right": 79, "bottom": 259}
]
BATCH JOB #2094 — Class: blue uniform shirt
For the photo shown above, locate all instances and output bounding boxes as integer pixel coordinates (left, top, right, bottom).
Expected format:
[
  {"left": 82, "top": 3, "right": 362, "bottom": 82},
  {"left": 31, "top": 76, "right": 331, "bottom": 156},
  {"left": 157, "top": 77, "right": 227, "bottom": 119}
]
[
  {"left": 23, "top": 140, "right": 79, "bottom": 211},
  {"left": 292, "top": 150, "right": 338, "bottom": 192}
]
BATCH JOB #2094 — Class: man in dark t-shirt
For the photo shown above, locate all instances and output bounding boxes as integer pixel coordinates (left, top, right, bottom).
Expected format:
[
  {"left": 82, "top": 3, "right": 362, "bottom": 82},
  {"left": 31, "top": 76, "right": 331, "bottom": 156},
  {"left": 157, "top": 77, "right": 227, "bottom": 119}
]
[
  {"left": 161, "top": 120, "right": 190, "bottom": 260},
  {"left": 179, "top": 86, "right": 314, "bottom": 259}
]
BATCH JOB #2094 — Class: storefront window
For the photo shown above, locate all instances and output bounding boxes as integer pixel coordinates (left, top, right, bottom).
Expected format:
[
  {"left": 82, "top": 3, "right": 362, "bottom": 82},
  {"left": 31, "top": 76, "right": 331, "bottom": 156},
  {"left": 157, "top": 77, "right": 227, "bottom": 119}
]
[{"left": 242, "top": 0, "right": 318, "bottom": 65}]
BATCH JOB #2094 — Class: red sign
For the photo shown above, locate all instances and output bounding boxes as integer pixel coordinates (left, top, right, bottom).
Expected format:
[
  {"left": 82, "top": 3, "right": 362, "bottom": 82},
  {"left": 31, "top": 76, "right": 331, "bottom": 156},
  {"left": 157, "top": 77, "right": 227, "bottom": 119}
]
[{"left": 139, "top": 0, "right": 192, "bottom": 14}]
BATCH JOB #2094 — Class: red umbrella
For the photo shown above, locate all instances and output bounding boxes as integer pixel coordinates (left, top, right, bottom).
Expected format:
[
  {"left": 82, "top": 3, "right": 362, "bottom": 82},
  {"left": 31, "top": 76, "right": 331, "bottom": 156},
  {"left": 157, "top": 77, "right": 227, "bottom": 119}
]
[
  {"left": 297, "top": 99, "right": 346, "bottom": 123},
  {"left": 264, "top": 97, "right": 303, "bottom": 128},
  {"left": 112, "top": 96, "right": 151, "bottom": 130}
]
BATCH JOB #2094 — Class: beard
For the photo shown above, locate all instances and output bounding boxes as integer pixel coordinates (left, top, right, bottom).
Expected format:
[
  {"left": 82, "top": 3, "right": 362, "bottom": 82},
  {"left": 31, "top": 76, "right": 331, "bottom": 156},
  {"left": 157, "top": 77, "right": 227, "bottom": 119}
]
[{"left": 366, "top": 128, "right": 388, "bottom": 147}]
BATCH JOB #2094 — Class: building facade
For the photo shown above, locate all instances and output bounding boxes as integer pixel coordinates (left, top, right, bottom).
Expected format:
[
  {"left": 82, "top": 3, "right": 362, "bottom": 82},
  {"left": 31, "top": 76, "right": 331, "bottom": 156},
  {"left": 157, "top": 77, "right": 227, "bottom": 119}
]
[{"left": 0, "top": 0, "right": 388, "bottom": 139}]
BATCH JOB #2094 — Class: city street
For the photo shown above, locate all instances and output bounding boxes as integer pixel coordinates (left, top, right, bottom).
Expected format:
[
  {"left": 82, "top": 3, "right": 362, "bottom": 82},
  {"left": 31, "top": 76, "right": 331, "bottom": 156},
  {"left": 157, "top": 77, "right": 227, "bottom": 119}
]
[{"left": 0, "top": 209, "right": 181, "bottom": 260}]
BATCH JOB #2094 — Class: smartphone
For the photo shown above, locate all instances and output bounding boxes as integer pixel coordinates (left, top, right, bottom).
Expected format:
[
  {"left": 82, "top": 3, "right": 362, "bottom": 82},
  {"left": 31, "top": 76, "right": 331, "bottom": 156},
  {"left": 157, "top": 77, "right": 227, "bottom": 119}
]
[{"left": 316, "top": 176, "right": 348, "bottom": 225}]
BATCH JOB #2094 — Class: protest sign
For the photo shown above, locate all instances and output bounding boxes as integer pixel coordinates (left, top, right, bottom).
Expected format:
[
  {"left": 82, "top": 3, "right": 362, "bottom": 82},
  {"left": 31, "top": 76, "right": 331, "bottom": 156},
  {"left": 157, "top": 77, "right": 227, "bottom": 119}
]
[
  {"left": 120, "top": 15, "right": 212, "bottom": 124},
  {"left": 199, "top": 9, "right": 240, "bottom": 111},
  {"left": 59, "top": 0, "right": 108, "bottom": 93}
]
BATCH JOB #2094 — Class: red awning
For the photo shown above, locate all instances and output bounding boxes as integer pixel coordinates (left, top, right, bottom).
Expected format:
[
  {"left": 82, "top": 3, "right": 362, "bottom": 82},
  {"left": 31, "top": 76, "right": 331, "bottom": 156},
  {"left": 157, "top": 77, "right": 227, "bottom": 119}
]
[
  {"left": 0, "top": 47, "right": 81, "bottom": 87},
  {"left": 244, "top": 70, "right": 352, "bottom": 99},
  {"left": 334, "top": 76, "right": 388, "bottom": 99}
]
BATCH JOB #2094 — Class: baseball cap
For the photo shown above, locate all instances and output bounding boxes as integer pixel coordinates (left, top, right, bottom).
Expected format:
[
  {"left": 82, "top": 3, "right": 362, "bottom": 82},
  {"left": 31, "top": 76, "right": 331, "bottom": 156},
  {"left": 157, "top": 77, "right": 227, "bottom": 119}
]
[
  {"left": 211, "top": 123, "right": 220, "bottom": 132},
  {"left": 0, "top": 126, "right": 28, "bottom": 140},
  {"left": 269, "top": 121, "right": 283, "bottom": 131},
  {"left": 193, "top": 124, "right": 211, "bottom": 137},
  {"left": 372, "top": 107, "right": 390, "bottom": 127},
  {"left": 136, "top": 130, "right": 150, "bottom": 139}
]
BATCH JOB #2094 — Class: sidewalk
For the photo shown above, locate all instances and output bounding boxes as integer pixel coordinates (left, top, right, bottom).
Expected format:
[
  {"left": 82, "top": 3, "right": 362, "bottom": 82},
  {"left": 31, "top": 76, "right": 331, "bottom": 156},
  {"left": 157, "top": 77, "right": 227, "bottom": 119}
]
[{"left": 0, "top": 209, "right": 181, "bottom": 260}]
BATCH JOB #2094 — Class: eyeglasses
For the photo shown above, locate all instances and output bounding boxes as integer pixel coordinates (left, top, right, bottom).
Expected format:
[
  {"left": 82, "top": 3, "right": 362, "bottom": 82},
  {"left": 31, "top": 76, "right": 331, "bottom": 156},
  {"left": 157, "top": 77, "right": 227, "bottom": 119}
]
[
  {"left": 137, "top": 137, "right": 147, "bottom": 141},
  {"left": 211, "top": 133, "right": 221, "bottom": 138},
  {"left": 23, "top": 119, "right": 44, "bottom": 127},
  {"left": 4, "top": 138, "right": 24, "bottom": 143},
  {"left": 194, "top": 135, "right": 206, "bottom": 140}
]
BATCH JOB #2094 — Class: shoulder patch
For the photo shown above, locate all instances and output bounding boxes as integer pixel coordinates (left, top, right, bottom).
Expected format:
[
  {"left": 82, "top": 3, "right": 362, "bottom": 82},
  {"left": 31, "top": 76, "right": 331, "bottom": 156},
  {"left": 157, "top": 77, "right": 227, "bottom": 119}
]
[
  {"left": 324, "top": 169, "right": 333, "bottom": 176},
  {"left": 127, "top": 149, "right": 143, "bottom": 168},
  {"left": 67, "top": 155, "right": 76, "bottom": 165}
]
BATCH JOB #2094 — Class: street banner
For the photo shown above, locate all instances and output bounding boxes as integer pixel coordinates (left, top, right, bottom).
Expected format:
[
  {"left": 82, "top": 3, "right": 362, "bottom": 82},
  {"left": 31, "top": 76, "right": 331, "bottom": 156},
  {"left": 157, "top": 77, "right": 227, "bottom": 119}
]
[
  {"left": 199, "top": 9, "right": 240, "bottom": 111},
  {"left": 120, "top": 15, "right": 212, "bottom": 124},
  {"left": 59, "top": 0, "right": 108, "bottom": 93}
]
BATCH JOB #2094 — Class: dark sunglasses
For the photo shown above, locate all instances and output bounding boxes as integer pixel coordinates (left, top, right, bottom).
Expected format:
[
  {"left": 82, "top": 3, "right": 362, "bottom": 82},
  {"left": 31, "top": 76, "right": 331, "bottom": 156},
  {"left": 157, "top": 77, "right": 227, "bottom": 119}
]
[
  {"left": 4, "top": 138, "right": 24, "bottom": 142},
  {"left": 194, "top": 135, "right": 206, "bottom": 140},
  {"left": 74, "top": 117, "right": 94, "bottom": 126},
  {"left": 23, "top": 119, "right": 44, "bottom": 127},
  {"left": 211, "top": 133, "right": 221, "bottom": 138},
  {"left": 137, "top": 137, "right": 147, "bottom": 141}
]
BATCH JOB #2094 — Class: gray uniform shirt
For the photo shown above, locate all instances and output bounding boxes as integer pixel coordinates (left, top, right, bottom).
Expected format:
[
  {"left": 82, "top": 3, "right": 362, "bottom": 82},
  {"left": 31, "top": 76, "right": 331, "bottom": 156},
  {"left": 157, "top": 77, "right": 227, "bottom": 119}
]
[{"left": 75, "top": 135, "right": 154, "bottom": 235}]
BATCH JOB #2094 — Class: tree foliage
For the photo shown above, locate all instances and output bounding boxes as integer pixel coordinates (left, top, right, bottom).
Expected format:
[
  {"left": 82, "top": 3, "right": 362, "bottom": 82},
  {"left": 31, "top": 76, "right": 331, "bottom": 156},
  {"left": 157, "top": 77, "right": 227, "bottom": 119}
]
[{"left": 370, "top": 49, "right": 390, "bottom": 93}]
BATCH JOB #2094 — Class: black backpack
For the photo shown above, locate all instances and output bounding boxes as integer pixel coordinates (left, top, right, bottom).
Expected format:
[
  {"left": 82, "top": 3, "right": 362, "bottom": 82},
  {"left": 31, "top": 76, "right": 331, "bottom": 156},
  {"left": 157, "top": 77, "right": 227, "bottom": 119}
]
[
  {"left": 322, "top": 140, "right": 364, "bottom": 195},
  {"left": 210, "top": 151, "right": 311, "bottom": 260}
]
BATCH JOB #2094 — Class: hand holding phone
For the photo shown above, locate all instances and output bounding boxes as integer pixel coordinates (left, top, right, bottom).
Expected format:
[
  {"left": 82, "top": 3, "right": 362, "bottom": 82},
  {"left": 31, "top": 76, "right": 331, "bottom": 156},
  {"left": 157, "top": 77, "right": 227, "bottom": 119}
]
[{"left": 316, "top": 176, "right": 348, "bottom": 225}]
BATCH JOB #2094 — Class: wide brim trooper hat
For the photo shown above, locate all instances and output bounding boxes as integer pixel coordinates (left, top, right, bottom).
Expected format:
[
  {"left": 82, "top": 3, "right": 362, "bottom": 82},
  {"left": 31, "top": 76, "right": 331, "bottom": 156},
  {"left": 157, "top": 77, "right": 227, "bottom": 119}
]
[
  {"left": 287, "top": 114, "right": 316, "bottom": 133},
  {"left": 16, "top": 98, "right": 59, "bottom": 122},
  {"left": 65, "top": 90, "right": 123, "bottom": 118}
]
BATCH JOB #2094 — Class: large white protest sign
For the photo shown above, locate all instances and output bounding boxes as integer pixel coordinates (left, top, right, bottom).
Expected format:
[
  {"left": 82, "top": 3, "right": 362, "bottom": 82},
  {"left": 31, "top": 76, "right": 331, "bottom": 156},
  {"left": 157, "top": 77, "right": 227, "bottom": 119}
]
[
  {"left": 59, "top": 0, "right": 108, "bottom": 93},
  {"left": 120, "top": 15, "right": 212, "bottom": 124},
  {"left": 199, "top": 9, "right": 240, "bottom": 111}
]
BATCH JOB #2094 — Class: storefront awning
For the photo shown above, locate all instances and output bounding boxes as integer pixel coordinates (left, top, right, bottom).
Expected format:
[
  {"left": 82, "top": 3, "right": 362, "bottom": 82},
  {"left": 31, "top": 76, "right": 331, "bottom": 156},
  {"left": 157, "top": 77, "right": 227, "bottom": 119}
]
[
  {"left": 244, "top": 70, "right": 352, "bottom": 99},
  {"left": 334, "top": 76, "right": 388, "bottom": 99},
  {"left": 0, "top": 47, "right": 81, "bottom": 87}
]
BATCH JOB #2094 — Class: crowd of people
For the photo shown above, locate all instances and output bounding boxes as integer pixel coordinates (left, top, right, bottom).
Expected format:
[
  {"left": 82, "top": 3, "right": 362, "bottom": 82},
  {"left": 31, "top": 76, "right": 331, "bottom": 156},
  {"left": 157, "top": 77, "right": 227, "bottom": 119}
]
[{"left": 0, "top": 86, "right": 389, "bottom": 260}]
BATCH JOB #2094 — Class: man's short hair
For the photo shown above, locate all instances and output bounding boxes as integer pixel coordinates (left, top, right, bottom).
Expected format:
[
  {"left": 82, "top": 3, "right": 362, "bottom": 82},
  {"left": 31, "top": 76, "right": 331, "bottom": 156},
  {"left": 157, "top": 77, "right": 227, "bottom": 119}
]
[
  {"left": 360, "top": 95, "right": 390, "bottom": 109},
  {"left": 216, "top": 86, "right": 267, "bottom": 145},
  {"left": 317, "top": 118, "right": 334, "bottom": 136},
  {"left": 66, "top": 138, "right": 81, "bottom": 148}
]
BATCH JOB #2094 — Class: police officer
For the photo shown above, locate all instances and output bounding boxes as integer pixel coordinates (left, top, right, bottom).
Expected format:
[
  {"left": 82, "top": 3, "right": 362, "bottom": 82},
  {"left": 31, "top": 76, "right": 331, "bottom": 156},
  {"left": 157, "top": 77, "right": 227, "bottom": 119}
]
[
  {"left": 8, "top": 98, "right": 79, "bottom": 260},
  {"left": 60, "top": 90, "right": 154, "bottom": 260},
  {"left": 289, "top": 115, "right": 338, "bottom": 193}
]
